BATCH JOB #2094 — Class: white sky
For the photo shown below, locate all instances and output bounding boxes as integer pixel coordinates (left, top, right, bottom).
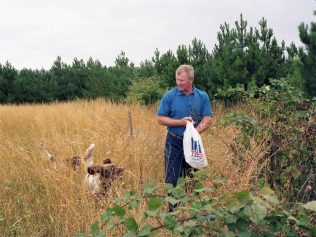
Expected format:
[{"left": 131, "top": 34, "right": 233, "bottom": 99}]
[{"left": 0, "top": 0, "right": 315, "bottom": 69}]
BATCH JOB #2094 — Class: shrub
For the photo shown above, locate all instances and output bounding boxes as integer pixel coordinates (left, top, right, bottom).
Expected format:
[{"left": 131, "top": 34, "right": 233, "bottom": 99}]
[
  {"left": 127, "top": 77, "right": 167, "bottom": 105},
  {"left": 77, "top": 171, "right": 316, "bottom": 237},
  {"left": 222, "top": 78, "right": 316, "bottom": 202}
]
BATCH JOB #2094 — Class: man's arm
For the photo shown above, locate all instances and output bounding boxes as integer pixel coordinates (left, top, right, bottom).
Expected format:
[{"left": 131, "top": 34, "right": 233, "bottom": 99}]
[
  {"left": 196, "top": 116, "right": 212, "bottom": 134},
  {"left": 157, "top": 116, "right": 193, "bottom": 127}
]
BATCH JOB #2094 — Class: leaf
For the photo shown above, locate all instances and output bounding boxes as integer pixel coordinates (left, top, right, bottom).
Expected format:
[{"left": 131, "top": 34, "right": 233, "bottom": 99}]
[
  {"left": 96, "top": 232, "right": 106, "bottom": 237},
  {"left": 143, "top": 182, "right": 160, "bottom": 196},
  {"left": 201, "top": 204, "right": 214, "bottom": 212},
  {"left": 165, "top": 183, "right": 175, "bottom": 194},
  {"left": 174, "top": 225, "right": 185, "bottom": 233},
  {"left": 123, "top": 231, "right": 137, "bottom": 237},
  {"left": 303, "top": 201, "right": 316, "bottom": 212},
  {"left": 226, "top": 191, "right": 251, "bottom": 213},
  {"left": 309, "top": 227, "right": 316, "bottom": 237},
  {"left": 227, "top": 219, "right": 250, "bottom": 237},
  {"left": 194, "top": 181, "right": 203, "bottom": 190},
  {"left": 235, "top": 190, "right": 251, "bottom": 202},
  {"left": 164, "top": 214, "right": 178, "bottom": 230},
  {"left": 249, "top": 197, "right": 267, "bottom": 224},
  {"left": 101, "top": 208, "right": 112, "bottom": 222},
  {"left": 147, "top": 197, "right": 161, "bottom": 211},
  {"left": 224, "top": 213, "right": 238, "bottom": 224},
  {"left": 144, "top": 210, "right": 159, "bottom": 217},
  {"left": 115, "top": 197, "right": 124, "bottom": 204},
  {"left": 259, "top": 187, "right": 279, "bottom": 205},
  {"left": 193, "top": 182, "right": 213, "bottom": 193},
  {"left": 138, "top": 224, "right": 152, "bottom": 236},
  {"left": 124, "top": 217, "right": 138, "bottom": 232},
  {"left": 297, "top": 216, "right": 310, "bottom": 227},
  {"left": 176, "top": 177, "right": 186, "bottom": 186},
  {"left": 91, "top": 222, "right": 99, "bottom": 235},
  {"left": 192, "top": 200, "right": 201, "bottom": 209},
  {"left": 128, "top": 199, "right": 140, "bottom": 209},
  {"left": 172, "top": 187, "right": 185, "bottom": 199},
  {"left": 165, "top": 196, "right": 180, "bottom": 206},
  {"left": 112, "top": 205, "right": 126, "bottom": 217}
]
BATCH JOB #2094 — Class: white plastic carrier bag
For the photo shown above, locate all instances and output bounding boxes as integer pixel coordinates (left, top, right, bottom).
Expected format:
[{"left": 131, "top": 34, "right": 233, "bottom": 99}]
[{"left": 183, "top": 121, "right": 208, "bottom": 169}]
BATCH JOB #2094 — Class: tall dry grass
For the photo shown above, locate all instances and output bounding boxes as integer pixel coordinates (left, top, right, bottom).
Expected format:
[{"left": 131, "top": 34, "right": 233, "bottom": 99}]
[{"left": 0, "top": 99, "right": 267, "bottom": 236}]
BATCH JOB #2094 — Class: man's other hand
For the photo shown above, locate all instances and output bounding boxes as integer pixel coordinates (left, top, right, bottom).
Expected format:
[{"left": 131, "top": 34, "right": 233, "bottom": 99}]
[{"left": 180, "top": 117, "right": 194, "bottom": 126}]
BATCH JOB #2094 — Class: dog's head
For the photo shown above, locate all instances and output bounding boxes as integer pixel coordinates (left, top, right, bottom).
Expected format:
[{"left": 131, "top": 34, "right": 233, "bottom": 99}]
[
  {"left": 66, "top": 156, "right": 81, "bottom": 172},
  {"left": 87, "top": 159, "right": 124, "bottom": 181}
]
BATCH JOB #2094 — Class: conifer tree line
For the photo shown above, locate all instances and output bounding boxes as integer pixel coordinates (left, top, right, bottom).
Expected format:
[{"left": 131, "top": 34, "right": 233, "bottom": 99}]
[{"left": 0, "top": 14, "right": 315, "bottom": 104}]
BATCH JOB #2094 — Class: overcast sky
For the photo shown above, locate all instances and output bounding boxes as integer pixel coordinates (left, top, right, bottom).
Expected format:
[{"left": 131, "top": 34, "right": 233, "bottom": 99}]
[{"left": 0, "top": 0, "right": 315, "bottom": 69}]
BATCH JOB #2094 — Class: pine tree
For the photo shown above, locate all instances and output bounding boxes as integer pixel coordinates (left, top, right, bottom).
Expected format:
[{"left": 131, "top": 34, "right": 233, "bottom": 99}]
[{"left": 298, "top": 10, "right": 316, "bottom": 97}]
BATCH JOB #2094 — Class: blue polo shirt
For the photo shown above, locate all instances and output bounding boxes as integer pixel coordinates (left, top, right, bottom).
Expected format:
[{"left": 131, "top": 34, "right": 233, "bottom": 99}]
[{"left": 157, "top": 86, "right": 213, "bottom": 136}]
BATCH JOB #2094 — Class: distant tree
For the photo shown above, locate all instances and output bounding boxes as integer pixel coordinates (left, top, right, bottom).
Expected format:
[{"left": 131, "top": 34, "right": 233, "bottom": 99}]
[
  {"left": 13, "top": 69, "right": 42, "bottom": 103},
  {"left": 0, "top": 62, "right": 18, "bottom": 103},
  {"left": 212, "top": 14, "right": 292, "bottom": 93},
  {"left": 212, "top": 16, "right": 251, "bottom": 89},
  {"left": 137, "top": 59, "right": 155, "bottom": 78},
  {"left": 298, "top": 10, "right": 316, "bottom": 97},
  {"left": 83, "top": 57, "right": 107, "bottom": 99},
  {"left": 115, "top": 51, "right": 130, "bottom": 68},
  {"left": 176, "top": 45, "right": 189, "bottom": 64},
  {"left": 105, "top": 51, "right": 135, "bottom": 101},
  {"left": 152, "top": 49, "right": 179, "bottom": 88},
  {"left": 50, "top": 56, "right": 70, "bottom": 101},
  {"left": 68, "top": 58, "right": 89, "bottom": 98},
  {"left": 188, "top": 38, "right": 212, "bottom": 93},
  {"left": 255, "top": 18, "right": 288, "bottom": 85}
]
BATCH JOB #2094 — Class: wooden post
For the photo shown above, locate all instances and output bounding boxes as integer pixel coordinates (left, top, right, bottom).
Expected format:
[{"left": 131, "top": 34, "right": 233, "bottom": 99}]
[{"left": 128, "top": 111, "right": 133, "bottom": 136}]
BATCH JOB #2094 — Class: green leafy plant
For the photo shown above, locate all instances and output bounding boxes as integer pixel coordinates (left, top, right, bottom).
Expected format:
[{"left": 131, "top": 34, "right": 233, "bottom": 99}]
[
  {"left": 126, "top": 76, "right": 167, "bottom": 105},
  {"left": 77, "top": 171, "right": 316, "bottom": 237},
  {"left": 222, "top": 78, "right": 316, "bottom": 202}
]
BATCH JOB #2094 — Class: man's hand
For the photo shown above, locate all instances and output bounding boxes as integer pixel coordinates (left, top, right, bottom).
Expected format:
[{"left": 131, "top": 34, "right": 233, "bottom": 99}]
[
  {"left": 196, "top": 116, "right": 212, "bottom": 134},
  {"left": 180, "top": 117, "right": 194, "bottom": 126},
  {"left": 157, "top": 116, "right": 194, "bottom": 127}
]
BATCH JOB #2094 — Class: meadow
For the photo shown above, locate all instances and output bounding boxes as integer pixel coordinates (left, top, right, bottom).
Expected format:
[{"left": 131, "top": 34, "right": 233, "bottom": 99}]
[{"left": 0, "top": 99, "right": 265, "bottom": 236}]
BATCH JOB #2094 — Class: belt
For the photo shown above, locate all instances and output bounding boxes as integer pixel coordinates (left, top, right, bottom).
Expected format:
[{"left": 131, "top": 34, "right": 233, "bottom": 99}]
[{"left": 168, "top": 132, "right": 183, "bottom": 140}]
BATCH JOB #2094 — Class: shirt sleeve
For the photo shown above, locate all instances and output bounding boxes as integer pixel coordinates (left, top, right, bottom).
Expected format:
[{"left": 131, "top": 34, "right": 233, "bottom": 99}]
[
  {"left": 202, "top": 93, "right": 213, "bottom": 117},
  {"left": 157, "top": 93, "right": 170, "bottom": 116}
]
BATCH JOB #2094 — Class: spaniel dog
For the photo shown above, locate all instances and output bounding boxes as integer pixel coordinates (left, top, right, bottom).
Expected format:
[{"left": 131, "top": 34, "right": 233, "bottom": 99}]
[
  {"left": 83, "top": 144, "right": 124, "bottom": 198},
  {"left": 41, "top": 144, "right": 81, "bottom": 172},
  {"left": 41, "top": 143, "right": 124, "bottom": 198}
]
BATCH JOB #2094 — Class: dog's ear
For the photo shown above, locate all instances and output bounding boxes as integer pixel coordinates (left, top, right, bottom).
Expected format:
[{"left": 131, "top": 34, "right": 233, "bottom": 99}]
[
  {"left": 87, "top": 166, "right": 97, "bottom": 175},
  {"left": 103, "top": 159, "right": 111, "bottom": 164}
]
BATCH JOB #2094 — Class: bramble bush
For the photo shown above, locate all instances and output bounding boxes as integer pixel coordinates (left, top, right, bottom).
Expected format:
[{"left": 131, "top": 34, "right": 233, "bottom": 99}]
[
  {"left": 77, "top": 170, "right": 316, "bottom": 237},
  {"left": 222, "top": 78, "right": 316, "bottom": 202}
]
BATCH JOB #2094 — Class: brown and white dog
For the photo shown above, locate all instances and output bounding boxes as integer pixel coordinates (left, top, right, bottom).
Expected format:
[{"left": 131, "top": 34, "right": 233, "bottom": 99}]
[
  {"left": 83, "top": 144, "right": 124, "bottom": 198},
  {"left": 41, "top": 143, "right": 124, "bottom": 198},
  {"left": 41, "top": 144, "right": 81, "bottom": 172}
]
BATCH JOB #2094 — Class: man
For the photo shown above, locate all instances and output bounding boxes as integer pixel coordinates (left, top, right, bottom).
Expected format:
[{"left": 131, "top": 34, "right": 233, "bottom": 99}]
[{"left": 157, "top": 64, "right": 213, "bottom": 192}]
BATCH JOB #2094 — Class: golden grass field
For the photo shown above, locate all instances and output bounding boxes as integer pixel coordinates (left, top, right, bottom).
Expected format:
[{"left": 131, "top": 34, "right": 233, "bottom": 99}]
[{"left": 0, "top": 99, "right": 267, "bottom": 237}]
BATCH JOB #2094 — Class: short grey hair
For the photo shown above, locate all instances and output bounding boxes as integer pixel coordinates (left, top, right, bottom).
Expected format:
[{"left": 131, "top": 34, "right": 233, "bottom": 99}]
[{"left": 175, "top": 64, "right": 194, "bottom": 80}]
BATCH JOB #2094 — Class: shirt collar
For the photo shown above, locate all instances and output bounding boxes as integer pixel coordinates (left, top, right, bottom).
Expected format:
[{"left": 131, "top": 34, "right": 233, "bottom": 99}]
[{"left": 176, "top": 85, "right": 196, "bottom": 96}]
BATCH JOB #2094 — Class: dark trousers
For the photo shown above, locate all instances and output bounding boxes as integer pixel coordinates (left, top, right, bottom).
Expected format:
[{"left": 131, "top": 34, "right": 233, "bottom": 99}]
[{"left": 164, "top": 133, "right": 194, "bottom": 187}]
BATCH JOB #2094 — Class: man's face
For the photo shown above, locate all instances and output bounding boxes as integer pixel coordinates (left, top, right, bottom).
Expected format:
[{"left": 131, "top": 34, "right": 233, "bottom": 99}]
[{"left": 176, "top": 72, "right": 193, "bottom": 92}]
